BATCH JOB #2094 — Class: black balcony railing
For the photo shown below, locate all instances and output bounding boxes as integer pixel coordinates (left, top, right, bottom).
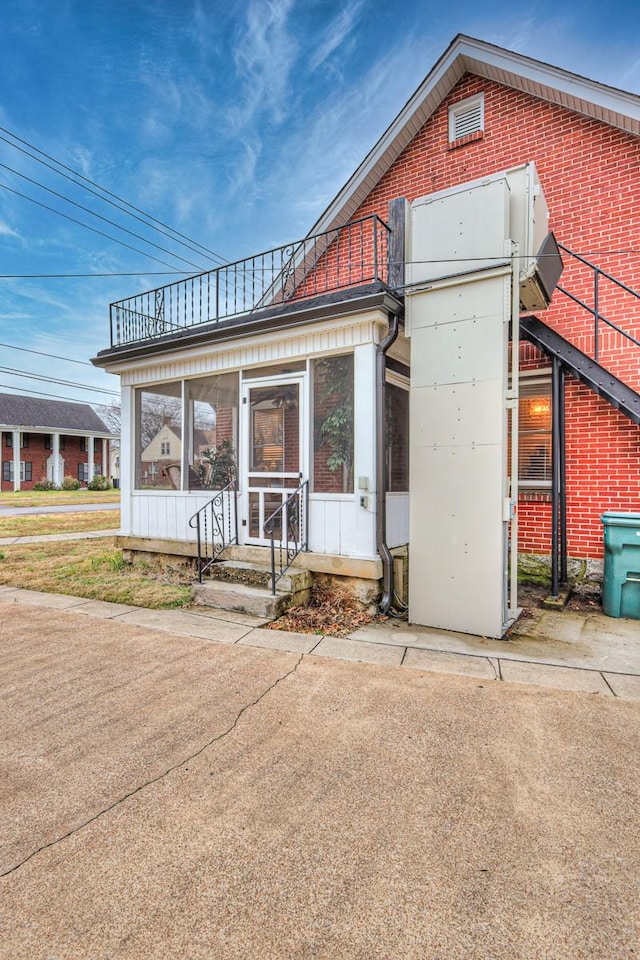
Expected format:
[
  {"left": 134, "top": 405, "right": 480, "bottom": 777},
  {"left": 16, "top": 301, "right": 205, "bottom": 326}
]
[{"left": 110, "top": 215, "right": 391, "bottom": 347}]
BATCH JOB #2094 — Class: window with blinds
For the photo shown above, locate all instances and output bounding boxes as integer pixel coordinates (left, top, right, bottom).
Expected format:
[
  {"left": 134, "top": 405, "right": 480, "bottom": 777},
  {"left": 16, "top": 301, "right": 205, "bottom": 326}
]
[
  {"left": 448, "top": 93, "right": 484, "bottom": 143},
  {"left": 519, "top": 377, "right": 552, "bottom": 485}
]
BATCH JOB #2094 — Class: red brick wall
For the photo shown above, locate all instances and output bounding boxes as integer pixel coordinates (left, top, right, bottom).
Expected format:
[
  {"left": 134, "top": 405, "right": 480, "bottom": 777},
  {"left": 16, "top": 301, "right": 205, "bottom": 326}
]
[
  {"left": 347, "top": 75, "right": 640, "bottom": 560},
  {"left": 1, "top": 432, "right": 105, "bottom": 491}
]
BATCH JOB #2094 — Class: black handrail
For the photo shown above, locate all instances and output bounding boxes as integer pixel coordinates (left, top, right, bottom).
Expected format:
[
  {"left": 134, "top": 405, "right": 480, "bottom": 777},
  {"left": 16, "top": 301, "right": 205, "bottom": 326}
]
[
  {"left": 263, "top": 480, "right": 309, "bottom": 596},
  {"left": 188, "top": 481, "right": 238, "bottom": 581},
  {"left": 557, "top": 244, "right": 640, "bottom": 362}
]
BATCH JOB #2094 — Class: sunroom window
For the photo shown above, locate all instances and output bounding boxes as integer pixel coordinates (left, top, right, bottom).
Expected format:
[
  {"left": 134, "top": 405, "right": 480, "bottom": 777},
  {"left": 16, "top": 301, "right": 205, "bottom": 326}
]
[
  {"left": 312, "top": 354, "right": 354, "bottom": 494},
  {"left": 185, "top": 373, "right": 238, "bottom": 490},
  {"left": 136, "top": 382, "right": 182, "bottom": 489},
  {"left": 385, "top": 376, "right": 409, "bottom": 492}
]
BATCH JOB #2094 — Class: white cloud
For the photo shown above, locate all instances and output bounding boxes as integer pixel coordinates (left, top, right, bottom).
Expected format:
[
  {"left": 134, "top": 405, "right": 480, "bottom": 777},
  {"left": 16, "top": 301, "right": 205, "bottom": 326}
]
[
  {"left": 0, "top": 218, "right": 23, "bottom": 242},
  {"left": 230, "top": 0, "right": 299, "bottom": 130},
  {"left": 308, "top": 0, "right": 366, "bottom": 71}
]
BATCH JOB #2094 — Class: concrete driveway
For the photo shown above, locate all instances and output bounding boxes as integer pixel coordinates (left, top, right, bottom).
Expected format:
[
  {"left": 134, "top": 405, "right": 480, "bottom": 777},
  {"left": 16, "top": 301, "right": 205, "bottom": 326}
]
[{"left": 1, "top": 603, "right": 639, "bottom": 959}]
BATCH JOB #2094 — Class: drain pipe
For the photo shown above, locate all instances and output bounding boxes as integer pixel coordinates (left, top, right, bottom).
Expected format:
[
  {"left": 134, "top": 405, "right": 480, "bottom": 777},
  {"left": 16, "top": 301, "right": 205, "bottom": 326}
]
[{"left": 376, "top": 311, "right": 400, "bottom": 614}]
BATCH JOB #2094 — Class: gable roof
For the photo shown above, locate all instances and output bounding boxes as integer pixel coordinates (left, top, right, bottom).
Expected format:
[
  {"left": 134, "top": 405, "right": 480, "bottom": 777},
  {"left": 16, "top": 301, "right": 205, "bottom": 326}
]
[
  {"left": 310, "top": 34, "right": 640, "bottom": 237},
  {"left": 0, "top": 392, "right": 113, "bottom": 435}
]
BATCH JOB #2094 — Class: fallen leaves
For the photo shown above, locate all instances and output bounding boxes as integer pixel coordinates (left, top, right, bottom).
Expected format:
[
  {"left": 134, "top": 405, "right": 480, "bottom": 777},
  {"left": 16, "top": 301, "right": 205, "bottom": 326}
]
[{"left": 269, "top": 582, "right": 374, "bottom": 637}]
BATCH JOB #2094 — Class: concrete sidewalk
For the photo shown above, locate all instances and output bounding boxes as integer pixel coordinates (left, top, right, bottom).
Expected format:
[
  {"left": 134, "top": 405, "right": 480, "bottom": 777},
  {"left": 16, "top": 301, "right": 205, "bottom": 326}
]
[
  {"left": 0, "top": 529, "right": 120, "bottom": 546},
  {"left": 1, "top": 583, "right": 638, "bottom": 699}
]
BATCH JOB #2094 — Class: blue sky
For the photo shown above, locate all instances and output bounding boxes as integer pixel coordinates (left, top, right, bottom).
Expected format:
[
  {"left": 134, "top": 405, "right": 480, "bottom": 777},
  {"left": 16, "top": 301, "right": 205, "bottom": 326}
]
[{"left": 0, "top": 0, "right": 639, "bottom": 409}]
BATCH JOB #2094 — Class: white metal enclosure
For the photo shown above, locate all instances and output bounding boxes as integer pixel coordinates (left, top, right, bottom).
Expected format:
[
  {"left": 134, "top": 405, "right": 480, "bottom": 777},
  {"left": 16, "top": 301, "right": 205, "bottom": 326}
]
[{"left": 406, "top": 165, "right": 548, "bottom": 638}]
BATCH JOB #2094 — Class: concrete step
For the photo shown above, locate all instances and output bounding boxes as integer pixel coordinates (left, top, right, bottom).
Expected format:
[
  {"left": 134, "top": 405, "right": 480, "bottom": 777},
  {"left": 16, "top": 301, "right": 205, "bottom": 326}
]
[
  {"left": 206, "top": 560, "right": 312, "bottom": 596},
  {"left": 193, "top": 580, "right": 291, "bottom": 619}
]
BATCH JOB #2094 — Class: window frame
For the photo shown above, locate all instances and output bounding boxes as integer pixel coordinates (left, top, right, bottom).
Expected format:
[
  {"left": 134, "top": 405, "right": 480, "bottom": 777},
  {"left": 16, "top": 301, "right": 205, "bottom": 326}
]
[
  {"left": 518, "top": 372, "right": 552, "bottom": 489},
  {"left": 3, "top": 460, "right": 31, "bottom": 482}
]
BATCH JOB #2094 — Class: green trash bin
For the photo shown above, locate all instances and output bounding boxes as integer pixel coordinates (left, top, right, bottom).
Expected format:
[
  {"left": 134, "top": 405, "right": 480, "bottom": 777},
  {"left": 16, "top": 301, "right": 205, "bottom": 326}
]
[{"left": 601, "top": 512, "right": 640, "bottom": 619}]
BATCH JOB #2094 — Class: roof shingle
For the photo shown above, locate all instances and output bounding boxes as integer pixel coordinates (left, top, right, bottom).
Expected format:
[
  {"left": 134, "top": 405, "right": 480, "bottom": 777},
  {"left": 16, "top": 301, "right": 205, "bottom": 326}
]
[{"left": 0, "top": 392, "right": 113, "bottom": 434}]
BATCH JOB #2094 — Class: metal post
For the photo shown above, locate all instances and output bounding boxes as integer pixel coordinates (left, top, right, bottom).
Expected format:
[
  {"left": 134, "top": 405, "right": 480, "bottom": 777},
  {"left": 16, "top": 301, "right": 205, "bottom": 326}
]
[
  {"left": 559, "top": 366, "right": 568, "bottom": 585},
  {"left": 594, "top": 269, "right": 599, "bottom": 361},
  {"left": 270, "top": 526, "right": 276, "bottom": 596},
  {"left": 372, "top": 216, "right": 379, "bottom": 281},
  {"left": 551, "top": 357, "right": 561, "bottom": 597},
  {"left": 196, "top": 517, "right": 202, "bottom": 583}
]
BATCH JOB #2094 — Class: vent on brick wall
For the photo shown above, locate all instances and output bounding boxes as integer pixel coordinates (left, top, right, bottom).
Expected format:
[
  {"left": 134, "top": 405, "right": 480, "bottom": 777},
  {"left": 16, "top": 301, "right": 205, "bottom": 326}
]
[{"left": 448, "top": 94, "right": 484, "bottom": 142}]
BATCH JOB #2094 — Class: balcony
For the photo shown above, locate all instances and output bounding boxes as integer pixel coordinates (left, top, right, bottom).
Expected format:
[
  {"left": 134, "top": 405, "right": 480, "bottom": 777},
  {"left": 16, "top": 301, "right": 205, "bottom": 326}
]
[{"left": 109, "top": 215, "right": 391, "bottom": 348}]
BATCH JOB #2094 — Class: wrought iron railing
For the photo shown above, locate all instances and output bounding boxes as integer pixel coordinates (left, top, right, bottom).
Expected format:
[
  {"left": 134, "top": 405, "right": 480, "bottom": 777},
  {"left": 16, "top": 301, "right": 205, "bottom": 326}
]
[
  {"left": 110, "top": 215, "right": 391, "bottom": 347},
  {"left": 188, "top": 481, "right": 238, "bottom": 581},
  {"left": 557, "top": 244, "right": 640, "bottom": 362},
  {"left": 263, "top": 480, "right": 309, "bottom": 596}
]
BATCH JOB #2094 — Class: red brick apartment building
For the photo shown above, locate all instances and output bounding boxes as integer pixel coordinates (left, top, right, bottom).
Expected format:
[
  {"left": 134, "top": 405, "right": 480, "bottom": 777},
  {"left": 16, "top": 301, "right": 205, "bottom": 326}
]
[{"left": 0, "top": 393, "right": 113, "bottom": 491}]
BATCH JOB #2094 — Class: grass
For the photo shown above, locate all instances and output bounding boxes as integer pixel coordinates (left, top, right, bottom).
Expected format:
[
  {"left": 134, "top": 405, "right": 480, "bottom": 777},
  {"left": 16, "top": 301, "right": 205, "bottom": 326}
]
[
  {"left": 0, "top": 489, "right": 120, "bottom": 508},
  {"left": 0, "top": 511, "right": 120, "bottom": 539},
  {"left": 0, "top": 538, "right": 192, "bottom": 608}
]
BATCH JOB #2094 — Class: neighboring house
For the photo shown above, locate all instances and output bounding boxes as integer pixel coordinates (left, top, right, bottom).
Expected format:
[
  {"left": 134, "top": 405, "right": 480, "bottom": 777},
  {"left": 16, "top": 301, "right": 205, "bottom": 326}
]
[
  {"left": 140, "top": 420, "right": 216, "bottom": 488},
  {"left": 0, "top": 393, "right": 115, "bottom": 491},
  {"left": 110, "top": 443, "right": 120, "bottom": 485},
  {"left": 94, "top": 35, "right": 640, "bottom": 637}
]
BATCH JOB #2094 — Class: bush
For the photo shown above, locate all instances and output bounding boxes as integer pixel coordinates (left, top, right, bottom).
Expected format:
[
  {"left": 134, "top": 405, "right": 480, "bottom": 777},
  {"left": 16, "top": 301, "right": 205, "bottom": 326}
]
[
  {"left": 33, "top": 478, "right": 60, "bottom": 491},
  {"left": 87, "top": 475, "right": 112, "bottom": 491},
  {"left": 62, "top": 475, "right": 81, "bottom": 490}
]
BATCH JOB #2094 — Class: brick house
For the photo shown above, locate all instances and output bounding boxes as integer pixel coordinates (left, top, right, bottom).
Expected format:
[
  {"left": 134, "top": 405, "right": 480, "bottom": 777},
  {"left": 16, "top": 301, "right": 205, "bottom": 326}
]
[
  {"left": 0, "top": 393, "right": 114, "bottom": 492},
  {"left": 93, "top": 35, "right": 640, "bottom": 637}
]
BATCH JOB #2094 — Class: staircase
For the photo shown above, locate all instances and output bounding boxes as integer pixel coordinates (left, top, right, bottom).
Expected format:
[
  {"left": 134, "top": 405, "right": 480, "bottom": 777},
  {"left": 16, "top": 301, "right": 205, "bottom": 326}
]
[
  {"left": 192, "top": 558, "right": 312, "bottom": 620},
  {"left": 521, "top": 315, "right": 640, "bottom": 423},
  {"left": 188, "top": 480, "right": 311, "bottom": 621}
]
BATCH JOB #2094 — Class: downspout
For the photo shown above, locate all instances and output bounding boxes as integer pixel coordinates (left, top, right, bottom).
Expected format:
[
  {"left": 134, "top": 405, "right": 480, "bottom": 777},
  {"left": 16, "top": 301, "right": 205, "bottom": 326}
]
[{"left": 376, "top": 311, "right": 400, "bottom": 614}]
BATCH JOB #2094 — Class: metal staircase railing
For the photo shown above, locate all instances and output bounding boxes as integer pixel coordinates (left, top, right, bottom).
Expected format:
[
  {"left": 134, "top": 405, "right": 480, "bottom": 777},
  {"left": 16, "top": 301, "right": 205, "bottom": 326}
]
[
  {"left": 523, "top": 248, "right": 640, "bottom": 599},
  {"left": 521, "top": 315, "right": 640, "bottom": 423},
  {"left": 264, "top": 480, "right": 309, "bottom": 596},
  {"left": 188, "top": 481, "right": 238, "bottom": 582},
  {"left": 556, "top": 244, "right": 640, "bottom": 362}
]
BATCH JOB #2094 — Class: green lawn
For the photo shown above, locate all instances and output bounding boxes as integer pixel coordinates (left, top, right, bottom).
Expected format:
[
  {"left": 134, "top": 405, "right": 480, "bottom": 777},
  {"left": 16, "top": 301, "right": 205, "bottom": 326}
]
[
  {"left": 0, "top": 538, "right": 192, "bottom": 608},
  {"left": 0, "top": 489, "right": 120, "bottom": 508},
  {"left": 0, "top": 511, "right": 120, "bottom": 539}
]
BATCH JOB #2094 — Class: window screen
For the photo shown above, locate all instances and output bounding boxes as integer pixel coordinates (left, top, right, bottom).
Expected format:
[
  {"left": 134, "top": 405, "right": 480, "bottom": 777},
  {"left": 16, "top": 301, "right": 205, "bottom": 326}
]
[{"left": 519, "top": 378, "right": 552, "bottom": 484}]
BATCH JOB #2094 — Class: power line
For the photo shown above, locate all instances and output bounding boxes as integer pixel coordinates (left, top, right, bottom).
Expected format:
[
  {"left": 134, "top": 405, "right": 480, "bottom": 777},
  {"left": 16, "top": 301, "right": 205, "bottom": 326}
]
[
  {"left": 0, "top": 159, "right": 208, "bottom": 272},
  {"left": 0, "top": 125, "right": 229, "bottom": 266},
  {"left": 2, "top": 252, "right": 637, "bottom": 282},
  {"left": 0, "top": 366, "right": 119, "bottom": 396},
  {"left": 0, "top": 383, "right": 112, "bottom": 406},
  {"left": 0, "top": 342, "right": 94, "bottom": 366},
  {"left": 0, "top": 180, "right": 187, "bottom": 272},
  {"left": 0, "top": 271, "right": 188, "bottom": 278}
]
